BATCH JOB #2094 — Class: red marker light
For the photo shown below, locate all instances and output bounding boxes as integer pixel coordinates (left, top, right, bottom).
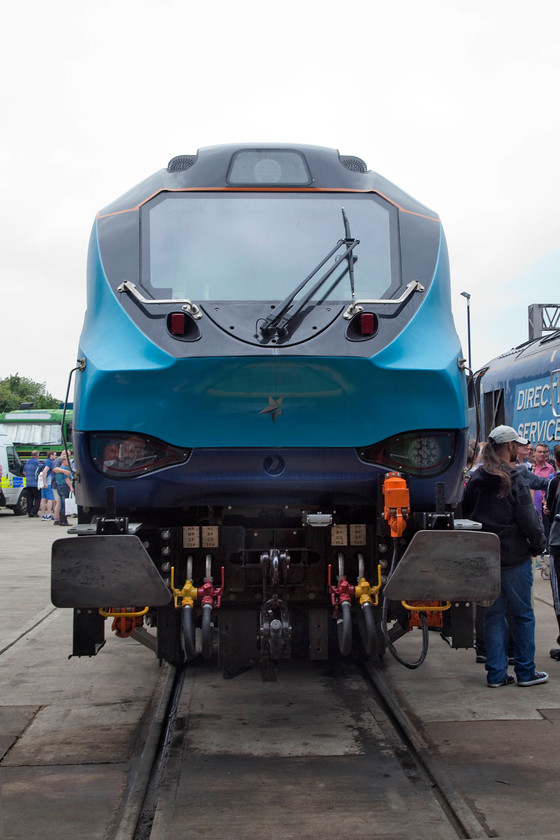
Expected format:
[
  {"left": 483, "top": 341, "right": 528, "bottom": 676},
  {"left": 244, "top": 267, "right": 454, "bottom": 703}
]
[
  {"left": 360, "top": 313, "right": 376, "bottom": 335},
  {"left": 170, "top": 312, "right": 186, "bottom": 335}
]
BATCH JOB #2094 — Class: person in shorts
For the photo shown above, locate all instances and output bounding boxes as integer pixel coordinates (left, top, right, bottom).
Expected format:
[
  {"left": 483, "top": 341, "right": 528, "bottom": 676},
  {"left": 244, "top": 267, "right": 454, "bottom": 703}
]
[{"left": 39, "top": 450, "right": 56, "bottom": 520}]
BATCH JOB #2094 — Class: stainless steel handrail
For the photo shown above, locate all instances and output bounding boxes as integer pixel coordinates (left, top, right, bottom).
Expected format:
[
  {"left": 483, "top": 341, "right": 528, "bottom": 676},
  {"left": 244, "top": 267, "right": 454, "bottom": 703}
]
[
  {"left": 343, "top": 280, "right": 424, "bottom": 319},
  {"left": 117, "top": 280, "right": 202, "bottom": 319}
]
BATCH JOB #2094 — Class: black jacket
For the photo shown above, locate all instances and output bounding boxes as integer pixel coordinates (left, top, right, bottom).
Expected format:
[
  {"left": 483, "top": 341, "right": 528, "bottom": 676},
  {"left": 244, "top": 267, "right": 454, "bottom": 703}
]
[
  {"left": 462, "top": 466, "right": 546, "bottom": 568},
  {"left": 546, "top": 473, "right": 560, "bottom": 519}
]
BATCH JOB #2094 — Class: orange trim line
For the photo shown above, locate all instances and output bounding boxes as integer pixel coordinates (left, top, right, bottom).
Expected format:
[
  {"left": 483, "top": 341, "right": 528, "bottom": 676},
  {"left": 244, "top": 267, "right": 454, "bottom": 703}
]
[{"left": 96, "top": 186, "right": 441, "bottom": 223}]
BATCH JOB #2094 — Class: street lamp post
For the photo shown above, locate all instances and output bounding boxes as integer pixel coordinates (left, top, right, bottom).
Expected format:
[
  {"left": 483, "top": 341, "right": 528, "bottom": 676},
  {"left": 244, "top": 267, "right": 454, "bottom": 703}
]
[{"left": 460, "top": 291, "right": 472, "bottom": 370}]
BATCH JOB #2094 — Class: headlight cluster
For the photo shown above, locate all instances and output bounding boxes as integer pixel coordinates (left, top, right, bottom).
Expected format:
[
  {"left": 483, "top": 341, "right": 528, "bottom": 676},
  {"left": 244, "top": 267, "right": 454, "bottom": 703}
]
[
  {"left": 88, "top": 432, "right": 190, "bottom": 478},
  {"left": 357, "top": 431, "right": 457, "bottom": 477}
]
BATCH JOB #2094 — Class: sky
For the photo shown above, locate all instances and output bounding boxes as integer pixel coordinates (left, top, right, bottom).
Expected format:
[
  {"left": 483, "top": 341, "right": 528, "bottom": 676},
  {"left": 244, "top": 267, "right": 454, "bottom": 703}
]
[{"left": 1, "top": 0, "right": 560, "bottom": 401}]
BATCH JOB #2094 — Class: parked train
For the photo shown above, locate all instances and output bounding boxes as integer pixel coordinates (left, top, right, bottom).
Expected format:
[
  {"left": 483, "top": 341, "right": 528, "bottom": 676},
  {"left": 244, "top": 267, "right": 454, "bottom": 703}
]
[
  {"left": 473, "top": 324, "right": 560, "bottom": 445},
  {"left": 51, "top": 144, "right": 499, "bottom": 674}
]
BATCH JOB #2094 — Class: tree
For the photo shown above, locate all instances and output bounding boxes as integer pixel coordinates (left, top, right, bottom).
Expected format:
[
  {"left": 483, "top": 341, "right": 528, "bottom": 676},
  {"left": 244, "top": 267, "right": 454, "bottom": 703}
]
[{"left": 0, "top": 374, "right": 60, "bottom": 413}]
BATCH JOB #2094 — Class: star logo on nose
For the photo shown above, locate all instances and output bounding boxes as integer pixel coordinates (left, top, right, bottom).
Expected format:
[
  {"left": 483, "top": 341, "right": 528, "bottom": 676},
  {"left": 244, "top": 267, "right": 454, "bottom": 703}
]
[{"left": 259, "top": 396, "right": 284, "bottom": 423}]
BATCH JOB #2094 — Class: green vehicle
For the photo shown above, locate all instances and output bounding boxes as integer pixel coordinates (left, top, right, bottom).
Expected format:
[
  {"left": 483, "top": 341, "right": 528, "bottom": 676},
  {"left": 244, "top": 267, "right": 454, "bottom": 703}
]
[{"left": 0, "top": 408, "right": 73, "bottom": 460}]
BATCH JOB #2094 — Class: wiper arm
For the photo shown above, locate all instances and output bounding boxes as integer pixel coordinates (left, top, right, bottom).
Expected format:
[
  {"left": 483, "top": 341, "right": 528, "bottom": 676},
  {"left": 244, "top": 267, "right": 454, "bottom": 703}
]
[
  {"left": 316, "top": 255, "right": 358, "bottom": 304},
  {"left": 342, "top": 208, "right": 356, "bottom": 300},
  {"left": 260, "top": 209, "right": 359, "bottom": 337}
]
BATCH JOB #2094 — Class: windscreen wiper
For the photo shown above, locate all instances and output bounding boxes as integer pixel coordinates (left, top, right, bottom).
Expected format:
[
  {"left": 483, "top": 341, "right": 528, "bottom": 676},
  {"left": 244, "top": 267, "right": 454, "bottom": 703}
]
[
  {"left": 342, "top": 208, "right": 356, "bottom": 300},
  {"left": 259, "top": 209, "right": 359, "bottom": 337}
]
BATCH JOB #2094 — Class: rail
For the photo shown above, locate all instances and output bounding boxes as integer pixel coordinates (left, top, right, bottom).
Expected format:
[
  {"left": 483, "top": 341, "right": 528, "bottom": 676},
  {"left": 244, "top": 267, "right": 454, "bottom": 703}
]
[
  {"left": 343, "top": 280, "right": 424, "bottom": 319},
  {"left": 117, "top": 280, "right": 203, "bottom": 319}
]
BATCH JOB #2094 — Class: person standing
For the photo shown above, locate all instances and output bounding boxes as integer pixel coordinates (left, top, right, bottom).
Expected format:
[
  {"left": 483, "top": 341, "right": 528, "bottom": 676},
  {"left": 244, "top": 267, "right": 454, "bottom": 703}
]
[
  {"left": 533, "top": 442, "right": 555, "bottom": 543},
  {"left": 24, "top": 450, "right": 42, "bottom": 518},
  {"left": 53, "top": 454, "right": 73, "bottom": 526},
  {"left": 462, "top": 425, "right": 548, "bottom": 688},
  {"left": 517, "top": 441, "right": 549, "bottom": 493},
  {"left": 472, "top": 440, "right": 544, "bottom": 665},
  {"left": 50, "top": 452, "right": 62, "bottom": 523},
  {"left": 39, "top": 450, "right": 56, "bottom": 520},
  {"left": 517, "top": 442, "right": 550, "bottom": 571},
  {"left": 545, "top": 445, "right": 560, "bottom": 661}
]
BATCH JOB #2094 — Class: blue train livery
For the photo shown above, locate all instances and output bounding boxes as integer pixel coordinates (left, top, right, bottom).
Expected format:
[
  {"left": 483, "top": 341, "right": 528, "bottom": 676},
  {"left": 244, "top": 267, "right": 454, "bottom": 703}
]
[{"left": 475, "top": 327, "right": 560, "bottom": 445}]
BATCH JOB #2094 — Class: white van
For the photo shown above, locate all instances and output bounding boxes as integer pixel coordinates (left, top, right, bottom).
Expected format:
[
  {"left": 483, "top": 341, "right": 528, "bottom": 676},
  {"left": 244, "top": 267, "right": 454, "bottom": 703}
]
[{"left": 0, "top": 431, "right": 27, "bottom": 515}]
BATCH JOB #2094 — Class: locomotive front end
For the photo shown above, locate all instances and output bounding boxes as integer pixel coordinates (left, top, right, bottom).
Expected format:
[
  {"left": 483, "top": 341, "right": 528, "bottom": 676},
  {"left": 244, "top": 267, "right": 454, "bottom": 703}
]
[{"left": 52, "top": 144, "right": 499, "bottom": 671}]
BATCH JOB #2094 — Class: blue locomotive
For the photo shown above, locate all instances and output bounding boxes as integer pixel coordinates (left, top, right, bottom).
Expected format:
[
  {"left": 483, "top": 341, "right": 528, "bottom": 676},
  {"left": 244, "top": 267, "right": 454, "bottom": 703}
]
[
  {"left": 52, "top": 144, "right": 499, "bottom": 672},
  {"left": 474, "top": 317, "right": 560, "bottom": 445}
]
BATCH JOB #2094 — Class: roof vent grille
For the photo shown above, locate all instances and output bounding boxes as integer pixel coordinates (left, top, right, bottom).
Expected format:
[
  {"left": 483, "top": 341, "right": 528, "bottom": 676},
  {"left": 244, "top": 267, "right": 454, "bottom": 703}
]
[
  {"left": 339, "top": 155, "right": 368, "bottom": 173},
  {"left": 167, "top": 155, "right": 198, "bottom": 172}
]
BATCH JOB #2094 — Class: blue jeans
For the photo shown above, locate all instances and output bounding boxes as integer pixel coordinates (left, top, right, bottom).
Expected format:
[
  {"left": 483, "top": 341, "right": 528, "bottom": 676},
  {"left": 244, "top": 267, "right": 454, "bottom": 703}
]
[
  {"left": 484, "top": 559, "right": 536, "bottom": 684},
  {"left": 57, "top": 483, "right": 70, "bottom": 522}
]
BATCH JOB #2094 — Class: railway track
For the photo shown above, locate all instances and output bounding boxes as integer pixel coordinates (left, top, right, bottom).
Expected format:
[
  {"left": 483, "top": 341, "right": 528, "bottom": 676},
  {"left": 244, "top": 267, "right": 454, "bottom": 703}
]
[
  {"left": 114, "top": 656, "right": 490, "bottom": 840},
  {"left": 3, "top": 517, "right": 558, "bottom": 839}
]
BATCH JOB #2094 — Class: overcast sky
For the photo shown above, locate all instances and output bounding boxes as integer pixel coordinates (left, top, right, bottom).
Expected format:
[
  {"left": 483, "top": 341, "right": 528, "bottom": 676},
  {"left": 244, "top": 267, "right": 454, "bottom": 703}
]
[{"left": 1, "top": 0, "right": 559, "bottom": 401}]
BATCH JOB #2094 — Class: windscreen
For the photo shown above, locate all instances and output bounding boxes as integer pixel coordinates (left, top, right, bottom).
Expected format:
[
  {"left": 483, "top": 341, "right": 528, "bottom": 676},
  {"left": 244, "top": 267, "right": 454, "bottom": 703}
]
[
  {"left": 140, "top": 192, "right": 399, "bottom": 302},
  {"left": 0, "top": 422, "right": 64, "bottom": 446}
]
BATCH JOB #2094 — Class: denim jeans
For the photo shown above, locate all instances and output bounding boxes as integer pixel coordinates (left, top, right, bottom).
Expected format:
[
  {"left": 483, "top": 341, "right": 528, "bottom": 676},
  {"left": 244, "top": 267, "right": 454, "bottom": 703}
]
[
  {"left": 484, "top": 559, "right": 536, "bottom": 684},
  {"left": 57, "top": 483, "right": 70, "bottom": 523},
  {"left": 550, "top": 551, "right": 560, "bottom": 633}
]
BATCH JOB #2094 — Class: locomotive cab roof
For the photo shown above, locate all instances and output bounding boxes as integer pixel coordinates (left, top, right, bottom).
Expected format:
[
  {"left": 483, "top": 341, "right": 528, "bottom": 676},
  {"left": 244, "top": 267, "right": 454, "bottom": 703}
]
[{"left": 98, "top": 143, "right": 438, "bottom": 222}]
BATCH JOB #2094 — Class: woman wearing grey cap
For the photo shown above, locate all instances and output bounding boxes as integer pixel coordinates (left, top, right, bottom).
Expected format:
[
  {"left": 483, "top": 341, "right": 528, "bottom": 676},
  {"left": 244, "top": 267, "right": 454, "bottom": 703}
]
[{"left": 462, "top": 425, "right": 548, "bottom": 687}]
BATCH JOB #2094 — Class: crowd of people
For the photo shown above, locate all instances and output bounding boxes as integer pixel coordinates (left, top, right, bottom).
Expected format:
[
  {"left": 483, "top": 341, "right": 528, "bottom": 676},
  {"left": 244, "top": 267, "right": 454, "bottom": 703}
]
[
  {"left": 464, "top": 427, "right": 560, "bottom": 688},
  {"left": 23, "top": 449, "right": 75, "bottom": 526}
]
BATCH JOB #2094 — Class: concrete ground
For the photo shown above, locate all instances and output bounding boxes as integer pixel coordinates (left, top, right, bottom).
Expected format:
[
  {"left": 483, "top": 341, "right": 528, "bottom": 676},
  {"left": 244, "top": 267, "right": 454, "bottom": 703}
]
[
  {"left": 1, "top": 512, "right": 560, "bottom": 839},
  {"left": 381, "top": 566, "right": 560, "bottom": 840},
  {"left": 0, "top": 511, "right": 166, "bottom": 840}
]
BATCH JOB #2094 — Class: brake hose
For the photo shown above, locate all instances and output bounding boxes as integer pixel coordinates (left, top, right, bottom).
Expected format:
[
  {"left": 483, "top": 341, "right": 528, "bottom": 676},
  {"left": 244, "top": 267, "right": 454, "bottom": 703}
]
[{"left": 381, "top": 541, "right": 430, "bottom": 670}]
